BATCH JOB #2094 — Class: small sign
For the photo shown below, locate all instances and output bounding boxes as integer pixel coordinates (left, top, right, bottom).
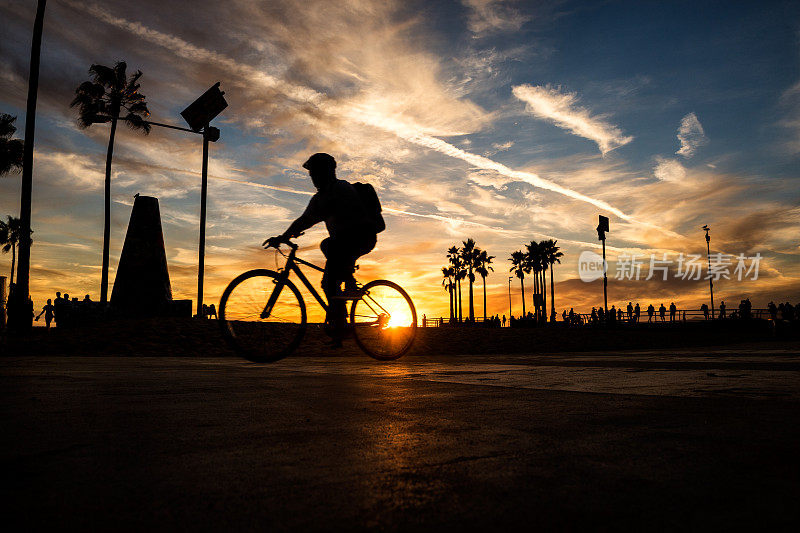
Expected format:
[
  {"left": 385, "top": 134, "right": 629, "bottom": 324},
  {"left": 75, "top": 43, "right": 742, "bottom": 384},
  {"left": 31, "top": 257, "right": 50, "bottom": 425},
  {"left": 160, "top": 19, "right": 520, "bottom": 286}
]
[
  {"left": 597, "top": 215, "right": 609, "bottom": 241},
  {"left": 181, "top": 82, "right": 228, "bottom": 132}
]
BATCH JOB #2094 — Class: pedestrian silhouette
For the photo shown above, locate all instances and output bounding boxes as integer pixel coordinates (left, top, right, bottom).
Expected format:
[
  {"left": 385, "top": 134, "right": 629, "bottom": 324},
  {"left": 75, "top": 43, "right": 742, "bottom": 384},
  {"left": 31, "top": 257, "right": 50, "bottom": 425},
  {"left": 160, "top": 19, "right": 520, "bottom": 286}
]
[
  {"left": 659, "top": 303, "right": 666, "bottom": 322},
  {"left": 647, "top": 304, "right": 655, "bottom": 322},
  {"left": 634, "top": 303, "right": 641, "bottom": 322},
  {"left": 719, "top": 300, "right": 726, "bottom": 319},
  {"left": 627, "top": 302, "right": 633, "bottom": 322},
  {"left": 35, "top": 298, "right": 55, "bottom": 328},
  {"left": 669, "top": 302, "right": 677, "bottom": 322},
  {"left": 701, "top": 303, "right": 709, "bottom": 320}
]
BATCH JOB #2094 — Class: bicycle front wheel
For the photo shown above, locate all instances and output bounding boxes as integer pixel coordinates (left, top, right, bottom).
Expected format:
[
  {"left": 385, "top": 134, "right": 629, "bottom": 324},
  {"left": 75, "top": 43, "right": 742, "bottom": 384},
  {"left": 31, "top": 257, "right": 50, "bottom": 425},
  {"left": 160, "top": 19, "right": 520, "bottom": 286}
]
[
  {"left": 219, "top": 269, "right": 307, "bottom": 362},
  {"left": 350, "top": 280, "right": 417, "bottom": 361}
]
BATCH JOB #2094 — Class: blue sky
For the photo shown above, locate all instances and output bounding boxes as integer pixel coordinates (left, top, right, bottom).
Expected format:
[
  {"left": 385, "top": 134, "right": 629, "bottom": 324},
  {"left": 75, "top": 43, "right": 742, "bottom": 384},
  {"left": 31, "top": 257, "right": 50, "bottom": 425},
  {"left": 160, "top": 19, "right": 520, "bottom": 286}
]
[{"left": 1, "top": 0, "right": 799, "bottom": 318}]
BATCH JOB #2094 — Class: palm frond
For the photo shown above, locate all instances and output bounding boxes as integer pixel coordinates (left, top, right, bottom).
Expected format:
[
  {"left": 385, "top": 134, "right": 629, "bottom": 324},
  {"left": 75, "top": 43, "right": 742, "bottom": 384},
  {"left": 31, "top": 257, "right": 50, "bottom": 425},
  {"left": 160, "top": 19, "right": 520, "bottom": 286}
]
[
  {"left": 125, "top": 101, "right": 150, "bottom": 116},
  {"left": 123, "top": 113, "right": 151, "bottom": 134},
  {"left": 0, "top": 114, "right": 17, "bottom": 138},
  {"left": 89, "top": 64, "right": 117, "bottom": 87}
]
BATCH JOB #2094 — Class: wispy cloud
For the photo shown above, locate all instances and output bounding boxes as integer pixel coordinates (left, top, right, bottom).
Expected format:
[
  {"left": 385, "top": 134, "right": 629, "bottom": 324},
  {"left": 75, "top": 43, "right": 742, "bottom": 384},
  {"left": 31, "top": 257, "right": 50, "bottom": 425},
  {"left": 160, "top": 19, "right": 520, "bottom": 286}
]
[
  {"left": 675, "top": 112, "right": 707, "bottom": 158},
  {"left": 461, "top": 0, "right": 530, "bottom": 37},
  {"left": 512, "top": 84, "right": 633, "bottom": 154},
  {"left": 653, "top": 157, "right": 686, "bottom": 183}
]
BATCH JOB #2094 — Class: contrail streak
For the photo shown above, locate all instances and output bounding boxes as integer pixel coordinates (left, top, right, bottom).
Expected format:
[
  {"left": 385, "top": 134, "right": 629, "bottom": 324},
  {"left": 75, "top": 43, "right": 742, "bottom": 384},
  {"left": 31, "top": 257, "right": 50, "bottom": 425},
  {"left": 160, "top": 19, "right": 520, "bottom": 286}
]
[
  {"left": 67, "top": 1, "right": 683, "bottom": 241},
  {"left": 208, "top": 176, "right": 652, "bottom": 254}
]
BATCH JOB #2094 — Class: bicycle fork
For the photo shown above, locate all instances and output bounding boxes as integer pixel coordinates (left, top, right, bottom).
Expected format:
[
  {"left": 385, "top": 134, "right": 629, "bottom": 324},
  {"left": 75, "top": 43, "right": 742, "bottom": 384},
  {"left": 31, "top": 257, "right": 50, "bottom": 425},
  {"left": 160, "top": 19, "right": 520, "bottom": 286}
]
[{"left": 260, "top": 269, "right": 290, "bottom": 319}]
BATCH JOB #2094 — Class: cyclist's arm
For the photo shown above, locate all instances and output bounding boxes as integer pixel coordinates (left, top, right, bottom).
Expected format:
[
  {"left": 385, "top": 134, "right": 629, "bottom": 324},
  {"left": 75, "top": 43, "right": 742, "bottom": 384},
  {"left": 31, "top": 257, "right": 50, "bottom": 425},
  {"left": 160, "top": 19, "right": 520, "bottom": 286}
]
[{"left": 280, "top": 196, "right": 325, "bottom": 239}]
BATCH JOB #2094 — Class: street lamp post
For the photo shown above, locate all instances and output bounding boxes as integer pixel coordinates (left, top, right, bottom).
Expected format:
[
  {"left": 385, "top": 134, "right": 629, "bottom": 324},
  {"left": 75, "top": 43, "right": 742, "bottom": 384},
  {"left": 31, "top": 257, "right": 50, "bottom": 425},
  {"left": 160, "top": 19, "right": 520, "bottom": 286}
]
[
  {"left": 703, "top": 225, "right": 714, "bottom": 319},
  {"left": 597, "top": 215, "right": 609, "bottom": 319},
  {"left": 181, "top": 83, "right": 227, "bottom": 317}
]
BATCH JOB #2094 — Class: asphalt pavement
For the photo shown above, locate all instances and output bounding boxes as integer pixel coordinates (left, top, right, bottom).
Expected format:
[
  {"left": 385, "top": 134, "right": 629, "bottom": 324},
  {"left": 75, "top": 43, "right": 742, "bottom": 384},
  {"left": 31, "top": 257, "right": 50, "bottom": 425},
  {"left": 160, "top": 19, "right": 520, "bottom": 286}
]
[{"left": 2, "top": 349, "right": 800, "bottom": 530}]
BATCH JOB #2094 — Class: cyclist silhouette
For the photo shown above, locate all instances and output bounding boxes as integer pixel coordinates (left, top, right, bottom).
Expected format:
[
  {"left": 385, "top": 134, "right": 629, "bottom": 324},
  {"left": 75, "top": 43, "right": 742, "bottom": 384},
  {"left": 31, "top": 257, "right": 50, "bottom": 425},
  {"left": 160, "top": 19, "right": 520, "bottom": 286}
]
[{"left": 265, "top": 153, "right": 377, "bottom": 346}]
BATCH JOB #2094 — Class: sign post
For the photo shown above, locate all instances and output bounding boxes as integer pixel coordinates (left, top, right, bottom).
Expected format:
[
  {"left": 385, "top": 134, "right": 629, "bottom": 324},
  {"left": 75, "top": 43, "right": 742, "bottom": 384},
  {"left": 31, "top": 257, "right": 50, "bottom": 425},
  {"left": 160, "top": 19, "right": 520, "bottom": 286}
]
[
  {"left": 703, "top": 225, "right": 714, "bottom": 319},
  {"left": 181, "top": 83, "right": 227, "bottom": 317},
  {"left": 597, "top": 215, "right": 609, "bottom": 319}
]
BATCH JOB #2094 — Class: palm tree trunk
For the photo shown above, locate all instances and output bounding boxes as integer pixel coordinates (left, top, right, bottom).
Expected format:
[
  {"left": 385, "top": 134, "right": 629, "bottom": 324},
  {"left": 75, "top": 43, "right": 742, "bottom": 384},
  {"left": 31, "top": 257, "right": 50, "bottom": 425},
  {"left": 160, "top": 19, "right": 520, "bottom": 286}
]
[
  {"left": 482, "top": 274, "right": 487, "bottom": 321},
  {"left": 15, "top": 0, "right": 47, "bottom": 327},
  {"left": 100, "top": 116, "right": 118, "bottom": 303},
  {"left": 541, "top": 271, "right": 546, "bottom": 311},
  {"left": 449, "top": 282, "right": 454, "bottom": 320},
  {"left": 457, "top": 279, "right": 462, "bottom": 322},
  {"left": 541, "top": 270, "right": 546, "bottom": 320},
  {"left": 468, "top": 271, "right": 474, "bottom": 322},
  {"left": 10, "top": 243, "right": 16, "bottom": 284},
  {"left": 520, "top": 277, "right": 526, "bottom": 317},
  {"left": 550, "top": 264, "right": 555, "bottom": 319}
]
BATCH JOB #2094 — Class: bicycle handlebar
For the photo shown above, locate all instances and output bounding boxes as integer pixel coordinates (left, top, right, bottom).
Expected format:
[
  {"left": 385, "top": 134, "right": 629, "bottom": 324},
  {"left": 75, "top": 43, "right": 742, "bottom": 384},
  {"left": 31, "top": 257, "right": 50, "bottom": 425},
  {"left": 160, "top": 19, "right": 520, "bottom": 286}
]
[{"left": 262, "top": 233, "right": 302, "bottom": 251}]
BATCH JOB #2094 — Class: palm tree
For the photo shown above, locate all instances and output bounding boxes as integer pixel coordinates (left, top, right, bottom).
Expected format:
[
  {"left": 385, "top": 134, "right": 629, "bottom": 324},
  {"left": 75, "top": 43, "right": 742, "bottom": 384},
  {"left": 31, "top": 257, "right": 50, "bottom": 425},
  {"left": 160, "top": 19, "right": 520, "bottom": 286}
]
[
  {"left": 460, "top": 238, "right": 480, "bottom": 322},
  {"left": 525, "top": 241, "right": 545, "bottom": 320},
  {"left": 441, "top": 266, "right": 455, "bottom": 321},
  {"left": 509, "top": 250, "right": 527, "bottom": 317},
  {"left": 542, "top": 239, "right": 563, "bottom": 321},
  {"left": 0, "top": 216, "right": 24, "bottom": 284},
  {"left": 447, "top": 246, "right": 464, "bottom": 322},
  {"left": 475, "top": 249, "right": 494, "bottom": 321},
  {"left": 0, "top": 114, "right": 24, "bottom": 176},
  {"left": 71, "top": 61, "right": 151, "bottom": 303}
]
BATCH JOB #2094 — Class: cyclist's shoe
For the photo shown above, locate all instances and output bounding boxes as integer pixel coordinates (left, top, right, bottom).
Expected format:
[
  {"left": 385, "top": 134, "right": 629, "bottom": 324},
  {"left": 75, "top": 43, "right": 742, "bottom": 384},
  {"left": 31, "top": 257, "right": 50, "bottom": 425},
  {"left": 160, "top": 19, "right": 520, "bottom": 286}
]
[{"left": 334, "top": 279, "right": 363, "bottom": 300}]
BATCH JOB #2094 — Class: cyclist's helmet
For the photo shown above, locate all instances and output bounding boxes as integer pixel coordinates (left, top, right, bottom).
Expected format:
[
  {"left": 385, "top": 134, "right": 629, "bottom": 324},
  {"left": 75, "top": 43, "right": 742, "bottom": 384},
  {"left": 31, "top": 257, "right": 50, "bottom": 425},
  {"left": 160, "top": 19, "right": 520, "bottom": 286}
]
[{"left": 302, "top": 153, "right": 336, "bottom": 172}]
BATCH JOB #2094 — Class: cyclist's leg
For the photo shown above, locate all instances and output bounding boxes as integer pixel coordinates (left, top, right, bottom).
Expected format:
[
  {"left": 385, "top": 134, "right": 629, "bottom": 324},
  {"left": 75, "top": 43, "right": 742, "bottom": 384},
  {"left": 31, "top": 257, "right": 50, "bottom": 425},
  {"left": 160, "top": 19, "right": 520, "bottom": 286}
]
[{"left": 321, "top": 238, "right": 352, "bottom": 340}]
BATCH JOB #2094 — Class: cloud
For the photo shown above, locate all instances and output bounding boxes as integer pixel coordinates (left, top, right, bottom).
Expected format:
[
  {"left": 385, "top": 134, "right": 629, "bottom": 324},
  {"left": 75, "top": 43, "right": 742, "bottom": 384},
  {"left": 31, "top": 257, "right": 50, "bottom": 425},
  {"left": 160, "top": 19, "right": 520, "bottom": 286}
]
[
  {"left": 653, "top": 157, "right": 686, "bottom": 183},
  {"left": 512, "top": 84, "right": 633, "bottom": 154},
  {"left": 61, "top": 2, "right": 680, "bottom": 240},
  {"left": 779, "top": 81, "right": 800, "bottom": 154},
  {"left": 675, "top": 112, "right": 707, "bottom": 158},
  {"left": 461, "top": 0, "right": 530, "bottom": 37}
]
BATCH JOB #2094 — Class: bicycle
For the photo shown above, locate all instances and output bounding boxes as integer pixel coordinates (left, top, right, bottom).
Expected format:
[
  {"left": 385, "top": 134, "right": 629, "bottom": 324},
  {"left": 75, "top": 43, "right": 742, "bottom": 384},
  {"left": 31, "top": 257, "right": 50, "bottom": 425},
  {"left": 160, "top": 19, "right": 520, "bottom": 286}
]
[{"left": 219, "top": 237, "right": 417, "bottom": 362}]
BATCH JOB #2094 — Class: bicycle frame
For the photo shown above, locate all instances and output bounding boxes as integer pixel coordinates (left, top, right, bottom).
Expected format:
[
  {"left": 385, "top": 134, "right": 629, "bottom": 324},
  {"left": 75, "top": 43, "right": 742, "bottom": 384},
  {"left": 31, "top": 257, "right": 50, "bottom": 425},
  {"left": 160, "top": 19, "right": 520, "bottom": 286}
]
[{"left": 262, "top": 244, "right": 328, "bottom": 320}]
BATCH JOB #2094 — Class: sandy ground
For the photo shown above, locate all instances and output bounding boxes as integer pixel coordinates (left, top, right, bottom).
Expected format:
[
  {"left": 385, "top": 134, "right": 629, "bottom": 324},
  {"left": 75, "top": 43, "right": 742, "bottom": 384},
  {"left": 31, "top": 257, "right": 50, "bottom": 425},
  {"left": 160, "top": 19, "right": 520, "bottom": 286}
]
[{"left": 2, "top": 347, "right": 800, "bottom": 530}]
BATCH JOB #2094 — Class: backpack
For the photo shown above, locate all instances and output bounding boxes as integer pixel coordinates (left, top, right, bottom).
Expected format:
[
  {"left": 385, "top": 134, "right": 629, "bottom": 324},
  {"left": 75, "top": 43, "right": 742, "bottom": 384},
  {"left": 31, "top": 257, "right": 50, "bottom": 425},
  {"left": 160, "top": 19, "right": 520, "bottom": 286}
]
[{"left": 352, "top": 182, "right": 386, "bottom": 234}]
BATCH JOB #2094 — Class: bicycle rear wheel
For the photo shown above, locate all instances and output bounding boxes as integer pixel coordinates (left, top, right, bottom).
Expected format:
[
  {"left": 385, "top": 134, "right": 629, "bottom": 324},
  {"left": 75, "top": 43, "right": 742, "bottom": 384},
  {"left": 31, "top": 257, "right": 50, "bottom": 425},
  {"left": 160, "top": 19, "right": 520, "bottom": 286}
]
[
  {"left": 350, "top": 280, "right": 417, "bottom": 360},
  {"left": 219, "top": 269, "right": 306, "bottom": 362}
]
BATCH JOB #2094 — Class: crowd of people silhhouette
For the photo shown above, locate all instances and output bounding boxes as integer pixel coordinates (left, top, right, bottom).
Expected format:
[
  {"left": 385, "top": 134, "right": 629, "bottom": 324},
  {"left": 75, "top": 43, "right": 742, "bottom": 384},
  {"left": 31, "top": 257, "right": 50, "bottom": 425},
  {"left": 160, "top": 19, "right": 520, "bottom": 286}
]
[
  {"left": 2, "top": 285, "right": 100, "bottom": 330},
  {"left": 424, "top": 297, "right": 800, "bottom": 329}
]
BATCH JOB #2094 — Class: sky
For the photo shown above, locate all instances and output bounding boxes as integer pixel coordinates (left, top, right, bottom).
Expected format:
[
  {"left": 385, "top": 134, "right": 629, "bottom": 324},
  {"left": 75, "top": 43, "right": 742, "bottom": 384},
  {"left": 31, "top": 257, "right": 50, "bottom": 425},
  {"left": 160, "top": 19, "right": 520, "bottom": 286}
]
[{"left": 1, "top": 0, "right": 800, "bottom": 321}]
